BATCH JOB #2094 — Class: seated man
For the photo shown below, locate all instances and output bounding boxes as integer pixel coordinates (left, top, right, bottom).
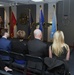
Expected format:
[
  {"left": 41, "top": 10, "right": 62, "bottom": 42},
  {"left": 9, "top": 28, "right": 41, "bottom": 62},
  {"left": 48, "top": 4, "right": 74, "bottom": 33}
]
[
  {"left": 27, "top": 29, "right": 48, "bottom": 70},
  {"left": 27, "top": 29, "right": 48, "bottom": 57},
  {"left": 0, "top": 29, "right": 11, "bottom": 60},
  {"left": 0, "top": 58, "right": 12, "bottom": 72}
]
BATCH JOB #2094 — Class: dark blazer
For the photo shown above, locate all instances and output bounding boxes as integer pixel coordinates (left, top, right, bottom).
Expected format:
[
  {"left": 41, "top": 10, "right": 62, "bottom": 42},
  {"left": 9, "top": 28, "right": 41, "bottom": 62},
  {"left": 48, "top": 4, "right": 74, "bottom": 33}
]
[
  {"left": 11, "top": 39, "right": 28, "bottom": 64},
  {"left": 11, "top": 39, "right": 28, "bottom": 55},
  {"left": 0, "top": 37, "right": 11, "bottom": 60},
  {"left": 28, "top": 38, "right": 48, "bottom": 57},
  {"left": 27, "top": 38, "right": 48, "bottom": 70}
]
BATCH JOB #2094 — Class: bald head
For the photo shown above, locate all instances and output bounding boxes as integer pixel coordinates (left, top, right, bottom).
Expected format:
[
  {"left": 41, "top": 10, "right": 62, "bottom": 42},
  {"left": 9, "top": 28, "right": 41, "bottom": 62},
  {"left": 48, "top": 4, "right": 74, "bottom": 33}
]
[{"left": 34, "top": 29, "right": 42, "bottom": 40}]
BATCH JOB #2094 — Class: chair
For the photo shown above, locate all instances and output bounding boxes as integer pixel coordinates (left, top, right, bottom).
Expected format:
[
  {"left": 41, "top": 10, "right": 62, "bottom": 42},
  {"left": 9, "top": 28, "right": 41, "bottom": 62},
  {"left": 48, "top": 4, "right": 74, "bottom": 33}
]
[
  {"left": 25, "top": 54, "right": 46, "bottom": 75},
  {"left": 0, "top": 50, "right": 12, "bottom": 66},
  {"left": 10, "top": 52, "right": 26, "bottom": 73},
  {"left": 0, "top": 70, "right": 12, "bottom": 75},
  {"left": 44, "top": 57, "right": 67, "bottom": 75}
]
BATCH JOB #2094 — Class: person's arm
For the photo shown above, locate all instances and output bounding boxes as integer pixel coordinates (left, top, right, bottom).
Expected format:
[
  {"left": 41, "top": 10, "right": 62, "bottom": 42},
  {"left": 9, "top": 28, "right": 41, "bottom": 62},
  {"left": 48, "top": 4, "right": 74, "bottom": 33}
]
[
  {"left": 0, "top": 58, "right": 12, "bottom": 72},
  {"left": 8, "top": 41, "right": 11, "bottom": 52},
  {"left": 4, "top": 66, "right": 12, "bottom": 72},
  {"left": 49, "top": 46, "right": 52, "bottom": 58},
  {"left": 66, "top": 45, "right": 70, "bottom": 61}
]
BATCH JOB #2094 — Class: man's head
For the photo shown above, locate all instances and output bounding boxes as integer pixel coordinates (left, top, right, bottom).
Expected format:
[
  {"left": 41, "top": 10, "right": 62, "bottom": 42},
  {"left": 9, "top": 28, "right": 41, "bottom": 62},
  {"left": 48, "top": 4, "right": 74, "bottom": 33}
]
[
  {"left": 34, "top": 29, "right": 42, "bottom": 40},
  {"left": 1, "top": 29, "right": 9, "bottom": 38}
]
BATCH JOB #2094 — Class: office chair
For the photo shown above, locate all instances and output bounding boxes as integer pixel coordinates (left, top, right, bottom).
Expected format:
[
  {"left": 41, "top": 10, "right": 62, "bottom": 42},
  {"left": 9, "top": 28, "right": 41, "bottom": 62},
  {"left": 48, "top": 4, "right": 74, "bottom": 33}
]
[
  {"left": 25, "top": 54, "right": 46, "bottom": 75},
  {"left": 10, "top": 52, "right": 26, "bottom": 74},
  {"left": 44, "top": 57, "right": 67, "bottom": 75},
  {"left": 0, "top": 50, "right": 12, "bottom": 66},
  {"left": 0, "top": 70, "right": 12, "bottom": 75}
]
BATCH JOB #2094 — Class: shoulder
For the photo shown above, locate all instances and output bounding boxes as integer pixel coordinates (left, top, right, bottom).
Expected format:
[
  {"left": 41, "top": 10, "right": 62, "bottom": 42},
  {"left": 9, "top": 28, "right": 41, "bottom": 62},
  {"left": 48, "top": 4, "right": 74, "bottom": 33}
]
[
  {"left": 28, "top": 40, "right": 33, "bottom": 45},
  {"left": 63, "top": 43, "right": 70, "bottom": 51},
  {"left": 49, "top": 45, "right": 52, "bottom": 50},
  {"left": 64, "top": 43, "right": 69, "bottom": 48},
  {"left": 3, "top": 38, "right": 11, "bottom": 43},
  {"left": 7, "top": 39, "right": 11, "bottom": 44},
  {"left": 40, "top": 41, "right": 47, "bottom": 46}
]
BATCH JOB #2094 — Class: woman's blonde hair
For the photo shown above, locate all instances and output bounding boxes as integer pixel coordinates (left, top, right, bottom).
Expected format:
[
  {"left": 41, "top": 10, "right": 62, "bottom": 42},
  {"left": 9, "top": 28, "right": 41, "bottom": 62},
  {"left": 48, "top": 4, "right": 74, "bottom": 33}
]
[{"left": 52, "top": 30, "right": 65, "bottom": 56}]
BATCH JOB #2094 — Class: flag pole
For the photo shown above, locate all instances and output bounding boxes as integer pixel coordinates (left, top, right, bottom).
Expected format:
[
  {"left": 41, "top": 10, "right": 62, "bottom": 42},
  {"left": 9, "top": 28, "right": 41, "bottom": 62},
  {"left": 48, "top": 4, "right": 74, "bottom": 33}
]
[
  {"left": 39, "top": 5, "right": 44, "bottom": 41},
  {"left": 40, "top": 5, "right": 42, "bottom": 9},
  {"left": 50, "top": 5, "right": 57, "bottom": 39},
  {"left": 53, "top": 5, "right": 57, "bottom": 30},
  {"left": 39, "top": 5, "right": 44, "bottom": 31},
  {"left": 28, "top": 9, "right": 34, "bottom": 40},
  {"left": 28, "top": 9, "right": 31, "bottom": 40}
]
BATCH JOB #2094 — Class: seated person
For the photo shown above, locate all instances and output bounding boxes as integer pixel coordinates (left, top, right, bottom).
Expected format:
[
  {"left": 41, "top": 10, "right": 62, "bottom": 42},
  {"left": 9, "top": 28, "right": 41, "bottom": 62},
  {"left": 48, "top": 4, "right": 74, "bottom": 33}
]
[
  {"left": 0, "top": 29, "right": 11, "bottom": 60},
  {"left": 27, "top": 29, "right": 48, "bottom": 57},
  {"left": 27, "top": 29, "right": 48, "bottom": 70},
  {"left": 0, "top": 58, "right": 12, "bottom": 72},
  {"left": 11, "top": 30, "right": 28, "bottom": 64},
  {"left": 49, "top": 30, "right": 70, "bottom": 75}
]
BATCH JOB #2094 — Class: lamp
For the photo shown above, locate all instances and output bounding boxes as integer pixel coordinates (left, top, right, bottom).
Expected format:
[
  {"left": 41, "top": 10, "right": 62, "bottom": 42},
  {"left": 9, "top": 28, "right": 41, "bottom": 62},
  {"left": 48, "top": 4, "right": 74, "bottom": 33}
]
[{"left": 31, "top": 0, "right": 43, "bottom": 2}]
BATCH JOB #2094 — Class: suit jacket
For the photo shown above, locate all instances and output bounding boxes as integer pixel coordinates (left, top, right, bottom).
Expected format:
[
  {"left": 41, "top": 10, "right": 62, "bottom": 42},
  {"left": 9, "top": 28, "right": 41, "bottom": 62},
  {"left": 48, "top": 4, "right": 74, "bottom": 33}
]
[
  {"left": 11, "top": 38, "right": 28, "bottom": 55},
  {"left": 0, "top": 37, "right": 11, "bottom": 60},
  {"left": 27, "top": 38, "right": 48, "bottom": 70},
  {"left": 28, "top": 39, "right": 48, "bottom": 57},
  {"left": 11, "top": 39, "right": 28, "bottom": 64}
]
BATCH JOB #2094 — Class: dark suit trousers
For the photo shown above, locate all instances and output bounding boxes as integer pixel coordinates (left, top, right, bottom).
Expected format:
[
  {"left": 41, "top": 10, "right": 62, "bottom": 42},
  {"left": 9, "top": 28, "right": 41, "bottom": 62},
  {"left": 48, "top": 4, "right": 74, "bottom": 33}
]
[{"left": 0, "top": 58, "right": 5, "bottom": 70}]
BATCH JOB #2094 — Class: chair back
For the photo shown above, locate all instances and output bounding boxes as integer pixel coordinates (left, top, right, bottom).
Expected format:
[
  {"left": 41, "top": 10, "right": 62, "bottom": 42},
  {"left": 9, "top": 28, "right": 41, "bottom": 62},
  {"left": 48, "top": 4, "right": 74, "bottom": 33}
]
[
  {"left": 26, "top": 54, "right": 43, "bottom": 62},
  {"left": 10, "top": 52, "right": 25, "bottom": 60},
  {"left": 25, "top": 54, "right": 45, "bottom": 75},
  {"left": 0, "top": 50, "right": 12, "bottom": 67},
  {"left": 0, "top": 50, "right": 10, "bottom": 56}
]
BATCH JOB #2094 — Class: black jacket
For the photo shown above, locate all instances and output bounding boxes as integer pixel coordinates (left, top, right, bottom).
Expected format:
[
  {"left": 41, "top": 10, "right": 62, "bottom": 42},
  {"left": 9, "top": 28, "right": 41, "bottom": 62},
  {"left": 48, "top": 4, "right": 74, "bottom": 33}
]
[
  {"left": 27, "top": 38, "right": 48, "bottom": 70},
  {"left": 11, "top": 39, "right": 28, "bottom": 55},
  {"left": 27, "top": 38, "right": 48, "bottom": 57}
]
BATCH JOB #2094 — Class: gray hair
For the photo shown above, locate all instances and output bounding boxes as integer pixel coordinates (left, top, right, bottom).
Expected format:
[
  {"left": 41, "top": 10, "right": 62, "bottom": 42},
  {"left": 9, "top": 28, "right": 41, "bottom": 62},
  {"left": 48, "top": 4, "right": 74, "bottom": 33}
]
[{"left": 34, "top": 29, "right": 42, "bottom": 36}]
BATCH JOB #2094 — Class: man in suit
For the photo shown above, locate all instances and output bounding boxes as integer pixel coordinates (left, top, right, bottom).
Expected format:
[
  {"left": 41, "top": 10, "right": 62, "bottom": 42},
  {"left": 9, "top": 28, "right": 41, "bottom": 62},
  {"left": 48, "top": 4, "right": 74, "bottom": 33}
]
[
  {"left": 27, "top": 29, "right": 48, "bottom": 70},
  {"left": 28, "top": 29, "right": 48, "bottom": 57},
  {"left": 0, "top": 29, "right": 11, "bottom": 60}
]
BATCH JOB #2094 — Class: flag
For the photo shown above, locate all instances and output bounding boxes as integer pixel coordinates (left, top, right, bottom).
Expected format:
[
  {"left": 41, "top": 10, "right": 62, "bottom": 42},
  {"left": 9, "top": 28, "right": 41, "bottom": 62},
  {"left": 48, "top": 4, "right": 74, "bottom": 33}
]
[
  {"left": 39, "top": 9, "right": 44, "bottom": 31},
  {"left": 28, "top": 9, "right": 33, "bottom": 36},
  {"left": 10, "top": 11, "right": 16, "bottom": 37},
  {"left": 50, "top": 10, "right": 57, "bottom": 38}
]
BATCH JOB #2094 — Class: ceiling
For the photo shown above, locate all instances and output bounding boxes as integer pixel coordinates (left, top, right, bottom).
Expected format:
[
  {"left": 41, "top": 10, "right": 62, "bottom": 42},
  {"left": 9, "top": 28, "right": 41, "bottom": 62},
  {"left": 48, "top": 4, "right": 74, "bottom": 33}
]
[{"left": 0, "top": 0, "right": 62, "bottom": 7}]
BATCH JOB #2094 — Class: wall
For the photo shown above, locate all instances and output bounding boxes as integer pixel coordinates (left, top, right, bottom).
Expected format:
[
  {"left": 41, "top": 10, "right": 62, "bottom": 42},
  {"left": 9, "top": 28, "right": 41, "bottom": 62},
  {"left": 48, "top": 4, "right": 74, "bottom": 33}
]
[
  {"left": 17, "top": 4, "right": 49, "bottom": 40},
  {"left": 57, "top": 0, "right": 74, "bottom": 46},
  {"left": 17, "top": 4, "right": 36, "bottom": 39},
  {"left": 0, "top": 7, "right": 4, "bottom": 26},
  {"left": 0, "top": 2, "right": 56, "bottom": 41}
]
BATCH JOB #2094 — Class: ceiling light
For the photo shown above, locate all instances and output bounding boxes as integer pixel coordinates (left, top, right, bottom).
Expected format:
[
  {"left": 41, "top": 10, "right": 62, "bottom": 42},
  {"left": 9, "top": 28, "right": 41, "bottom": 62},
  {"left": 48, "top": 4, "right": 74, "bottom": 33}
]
[
  {"left": 31, "top": 0, "right": 43, "bottom": 2},
  {"left": 0, "top": 4, "right": 4, "bottom": 7}
]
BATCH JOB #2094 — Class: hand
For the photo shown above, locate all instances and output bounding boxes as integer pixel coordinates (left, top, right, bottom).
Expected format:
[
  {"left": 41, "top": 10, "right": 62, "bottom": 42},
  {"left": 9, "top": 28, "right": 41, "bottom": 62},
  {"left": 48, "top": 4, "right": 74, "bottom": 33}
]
[{"left": 4, "top": 66, "right": 12, "bottom": 72}]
